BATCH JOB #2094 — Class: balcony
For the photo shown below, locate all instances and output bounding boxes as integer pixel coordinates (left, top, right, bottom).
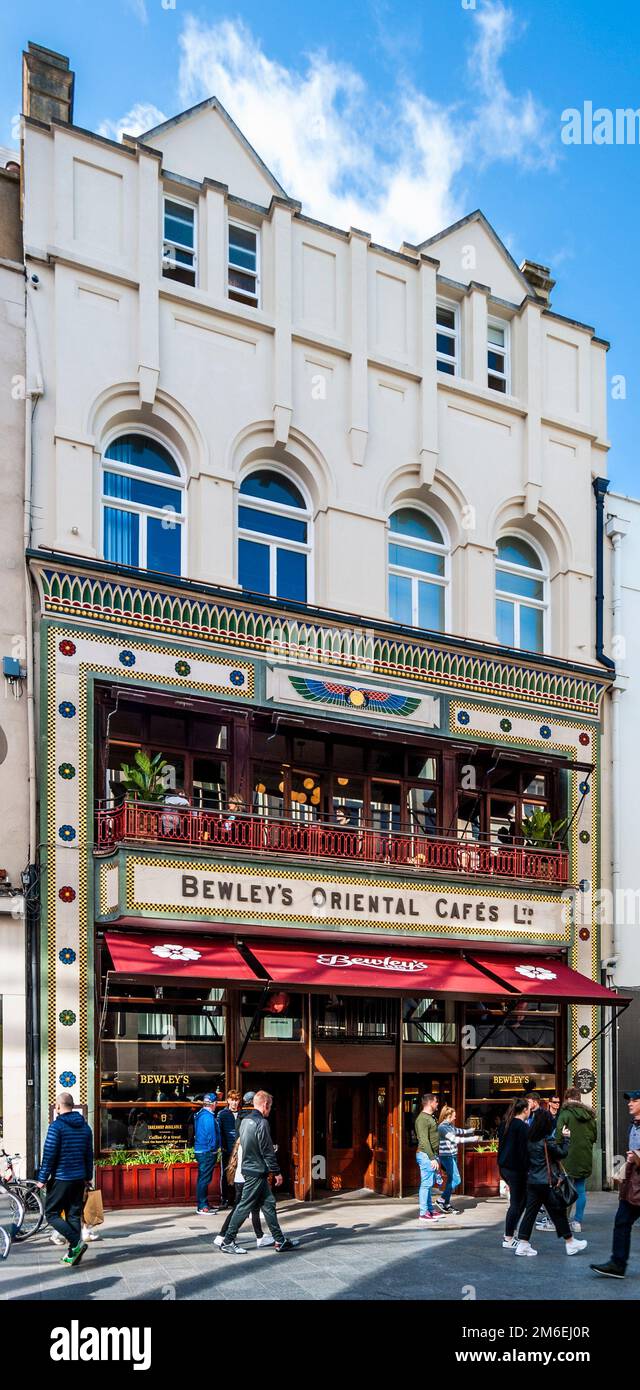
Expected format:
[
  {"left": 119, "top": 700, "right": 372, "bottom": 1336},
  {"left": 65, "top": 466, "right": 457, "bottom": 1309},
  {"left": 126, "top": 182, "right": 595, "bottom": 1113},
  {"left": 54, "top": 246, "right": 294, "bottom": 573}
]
[{"left": 94, "top": 802, "right": 570, "bottom": 886}]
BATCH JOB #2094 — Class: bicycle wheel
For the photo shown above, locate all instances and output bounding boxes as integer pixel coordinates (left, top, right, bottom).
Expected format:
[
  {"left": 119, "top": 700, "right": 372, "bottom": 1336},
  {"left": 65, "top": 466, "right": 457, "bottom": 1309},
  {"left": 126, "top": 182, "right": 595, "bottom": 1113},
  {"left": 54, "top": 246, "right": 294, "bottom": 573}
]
[
  {"left": 12, "top": 1181, "right": 45, "bottom": 1240},
  {"left": 0, "top": 1225, "right": 11, "bottom": 1261},
  {"left": 0, "top": 1182, "right": 24, "bottom": 1241}
]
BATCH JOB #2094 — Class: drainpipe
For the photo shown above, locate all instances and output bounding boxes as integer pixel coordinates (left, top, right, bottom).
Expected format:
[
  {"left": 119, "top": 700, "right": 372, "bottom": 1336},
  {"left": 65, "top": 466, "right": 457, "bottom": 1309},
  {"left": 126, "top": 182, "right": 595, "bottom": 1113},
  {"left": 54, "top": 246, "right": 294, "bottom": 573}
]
[
  {"left": 605, "top": 513, "right": 629, "bottom": 969},
  {"left": 592, "top": 478, "right": 616, "bottom": 673}
]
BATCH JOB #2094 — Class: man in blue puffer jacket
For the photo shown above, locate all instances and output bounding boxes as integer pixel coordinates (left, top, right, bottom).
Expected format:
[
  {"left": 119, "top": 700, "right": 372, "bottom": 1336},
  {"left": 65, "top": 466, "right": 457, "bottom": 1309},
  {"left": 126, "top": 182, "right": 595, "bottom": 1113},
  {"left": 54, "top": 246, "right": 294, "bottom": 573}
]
[
  {"left": 193, "top": 1093, "right": 221, "bottom": 1213},
  {"left": 36, "top": 1092, "right": 93, "bottom": 1266}
]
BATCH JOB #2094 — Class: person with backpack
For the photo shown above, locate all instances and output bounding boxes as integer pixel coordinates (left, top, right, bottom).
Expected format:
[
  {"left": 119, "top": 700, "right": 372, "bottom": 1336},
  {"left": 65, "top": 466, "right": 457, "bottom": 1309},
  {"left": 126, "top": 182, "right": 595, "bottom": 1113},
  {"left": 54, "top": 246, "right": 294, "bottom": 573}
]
[
  {"left": 214, "top": 1136, "right": 272, "bottom": 1249},
  {"left": 498, "top": 1097, "right": 531, "bottom": 1248},
  {"left": 35, "top": 1092, "right": 93, "bottom": 1267},
  {"left": 514, "top": 1108, "right": 588, "bottom": 1258},
  {"left": 194, "top": 1093, "right": 221, "bottom": 1215},
  {"left": 218, "top": 1091, "right": 299, "bottom": 1254},
  {"left": 555, "top": 1086, "right": 598, "bottom": 1232},
  {"left": 436, "top": 1105, "right": 478, "bottom": 1214}
]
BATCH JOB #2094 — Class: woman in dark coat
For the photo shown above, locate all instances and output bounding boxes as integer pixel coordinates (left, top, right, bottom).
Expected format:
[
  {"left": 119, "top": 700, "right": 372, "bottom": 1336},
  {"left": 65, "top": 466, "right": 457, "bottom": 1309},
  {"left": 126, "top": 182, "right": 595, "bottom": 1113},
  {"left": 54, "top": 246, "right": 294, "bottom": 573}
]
[
  {"left": 514, "top": 1109, "right": 588, "bottom": 1258},
  {"left": 498, "top": 1097, "right": 531, "bottom": 1249}
]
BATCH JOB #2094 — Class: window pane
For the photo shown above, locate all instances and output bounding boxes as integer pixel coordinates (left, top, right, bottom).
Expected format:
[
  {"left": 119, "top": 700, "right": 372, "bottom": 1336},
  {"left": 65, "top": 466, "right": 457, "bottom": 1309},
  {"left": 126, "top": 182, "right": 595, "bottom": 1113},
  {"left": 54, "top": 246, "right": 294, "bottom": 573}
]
[
  {"left": 488, "top": 350, "right": 506, "bottom": 373},
  {"left": 407, "top": 786, "right": 438, "bottom": 832},
  {"left": 496, "top": 597, "right": 515, "bottom": 646},
  {"left": 239, "top": 537, "right": 270, "bottom": 594},
  {"left": 147, "top": 514, "right": 182, "bottom": 575},
  {"left": 436, "top": 305, "right": 456, "bottom": 330},
  {"left": 437, "top": 360, "right": 455, "bottom": 375},
  {"left": 229, "top": 268, "right": 257, "bottom": 295},
  {"left": 104, "top": 506, "right": 139, "bottom": 566},
  {"left": 436, "top": 332, "right": 455, "bottom": 357},
  {"left": 418, "top": 580, "right": 444, "bottom": 631},
  {"left": 333, "top": 741, "right": 365, "bottom": 773},
  {"left": 239, "top": 504, "right": 306, "bottom": 542},
  {"left": 370, "top": 746, "right": 404, "bottom": 776},
  {"left": 524, "top": 773, "right": 547, "bottom": 797},
  {"left": 164, "top": 201, "right": 194, "bottom": 248},
  {"left": 292, "top": 736, "right": 326, "bottom": 766},
  {"left": 371, "top": 781, "right": 401, "bottom": 833},
  {"left": 229, "top": 224, "right": 257, "bottom": 268},
  {"left": 277, "top": 547, "right": 307, "bottom": 601},
  {"left": 496, "top": 567, "right": 544, "bottom": 600},
  {"left": 488, "top": 374, "right": 507, "bottom": 393},
  {"left": 240, "top": 471, "right": 305, "bottom": 508},
  {"left": 488, "top": 323, "right": 505, "bottom": 346},
  {"left": 104, "top": 472, "right": 182, "bottom": 513},
  {"left": 148, "top": 713, "right": 186, "bottom": 745},
  {"left": 332, "top": 780, "right": 364, "bottom": 826},
  {"left": 520, "top": 604, "right": 544, "bottom": 652},
  {"left": 105, "top": 435, "right": 179, "bottom": 476},
  {"left": 192, "top": 758, "right": 228, "bottom": 811},
  {"left": 497, "top": 537, "right": 542, "bottom": 569},
  {"left": 389, "top": 509, "right": 443, "bottom": 544},
  {"left": 389, "top": 572, "right": 412, "bottom": 625},
  {"left": 191, "top": 719, "right": 228, "bottom": 752},
  {"left": 389, "top": 542, "right": 444, "bottom": 576},
  {"left": 407, "top": 755, "right": 438, "bottom": 781},
  {"left": 252, "top": 766, "right": 285, "bottom": 816}
]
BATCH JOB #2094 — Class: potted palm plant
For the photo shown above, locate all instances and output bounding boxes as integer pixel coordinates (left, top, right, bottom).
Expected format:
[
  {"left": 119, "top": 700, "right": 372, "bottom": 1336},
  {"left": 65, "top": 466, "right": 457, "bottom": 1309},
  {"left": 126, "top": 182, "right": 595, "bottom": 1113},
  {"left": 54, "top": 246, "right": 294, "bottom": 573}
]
[
  {"left": 119, "top": 749, "right": 169, "bottom": 802},
  {"left": 519, "top": 807, "right": 568, "bottom": 848}
]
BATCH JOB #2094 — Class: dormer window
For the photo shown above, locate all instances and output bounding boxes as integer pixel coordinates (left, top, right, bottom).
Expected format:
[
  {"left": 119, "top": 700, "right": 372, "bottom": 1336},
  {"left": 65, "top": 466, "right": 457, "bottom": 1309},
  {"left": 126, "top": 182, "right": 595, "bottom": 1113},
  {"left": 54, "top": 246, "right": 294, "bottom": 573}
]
[
  {"left": 162, "top": 197, "right": 196, "bottom": 287},
  {"left": 228, "top": 221, "right": 259, "bottom": 307}
]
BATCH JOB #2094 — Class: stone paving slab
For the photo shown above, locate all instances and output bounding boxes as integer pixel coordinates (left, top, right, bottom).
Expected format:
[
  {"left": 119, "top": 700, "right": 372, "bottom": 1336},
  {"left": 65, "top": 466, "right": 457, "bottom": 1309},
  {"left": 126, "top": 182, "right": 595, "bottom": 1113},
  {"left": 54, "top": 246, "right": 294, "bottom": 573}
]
[{"left": 0, "top": 1191, "right": 636, "bottom": 1301}]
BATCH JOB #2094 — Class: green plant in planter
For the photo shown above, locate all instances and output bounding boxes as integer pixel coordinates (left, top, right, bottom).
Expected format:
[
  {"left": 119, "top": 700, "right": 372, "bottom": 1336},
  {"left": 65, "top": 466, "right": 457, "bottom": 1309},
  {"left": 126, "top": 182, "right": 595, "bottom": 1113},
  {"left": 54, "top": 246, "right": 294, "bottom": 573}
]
[
  {"left": 119, "top": 749, "right": 169, "bottom": 803},
  {"left": 95, "top": 1150, "right": 129, "bottom": 1167},
  {"left": 473, "top": 1140, "right": 499, "bottom": 1154},
  {"left": 97, "top": 1147, "right": 195, "bottom": 1168},
  {"left": 519, "top": 807, "right": 568, "bottom": 849}
]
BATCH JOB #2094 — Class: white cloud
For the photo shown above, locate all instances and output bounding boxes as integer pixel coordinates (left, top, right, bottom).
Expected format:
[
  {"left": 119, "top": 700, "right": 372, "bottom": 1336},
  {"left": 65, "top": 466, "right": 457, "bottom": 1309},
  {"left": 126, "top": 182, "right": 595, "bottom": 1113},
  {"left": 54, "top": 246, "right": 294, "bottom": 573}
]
[
  {"left": 467, "top": 2, "right": 555, "bottom": 169},
  {"left": 98, "top": 103, "right": 167, "bottom": 144},
  {"left": 126, "top": 0, "right": 148, "bottom": 23}
]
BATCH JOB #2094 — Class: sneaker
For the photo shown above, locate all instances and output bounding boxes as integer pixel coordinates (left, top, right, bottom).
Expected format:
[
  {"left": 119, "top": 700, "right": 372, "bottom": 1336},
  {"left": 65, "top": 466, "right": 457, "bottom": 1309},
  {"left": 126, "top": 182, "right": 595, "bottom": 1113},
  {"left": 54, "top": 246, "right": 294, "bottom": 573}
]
[
  {"left": 82, "top": 1226, "right": 100, "bottom": 1242},
  {"left": 61, "top": 1242, "right": 88, "bottom": 1267},
  {"left": 514, "top": 1240, "right": 538, "bottom": 1257},
  {"left": 49, "top": 1232, "right": 66, "bottom": 1247},
  {"left": 275, "top": 1237, "right": 300, "bottom": 1251},
  {"left": 256, "top": 1234, "right": 276, "bottom": 1248},
  {"left": 440, "top": 1204, "right": 457, "bottom": 1214},
  {"left": 419, "top": 1212, "right": 444, "bottom": 1223},
  {"left": 196, "top": 1208, "right": 215, "bottom": 1215},
  {"left": 590, "top": 1259, "right": 625, "bottom": 1279},
  {"left": 502, "top": 1235, "right": 517, "bottom": 1249},
  {"left": 535, "top": 1219, "right": 554, "bottom": 1232},
  {"left": 565, "top": 1237, "right": 588, "bottom": 1256},
  {"left": 571, "top": 1220, "right": 582, "bottom": 1233},
  {"left": 213, "top": 1235, "right": 225, "bottom": 1247},
  {"left": 219, "top": 1240, "right": 247, "bottom": 1255}
]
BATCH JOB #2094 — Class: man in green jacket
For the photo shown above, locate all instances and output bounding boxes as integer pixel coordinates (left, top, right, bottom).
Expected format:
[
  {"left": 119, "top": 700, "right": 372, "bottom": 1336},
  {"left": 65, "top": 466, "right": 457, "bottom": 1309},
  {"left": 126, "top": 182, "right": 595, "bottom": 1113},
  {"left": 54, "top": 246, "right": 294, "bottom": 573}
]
[
  {"left": 556, "top": 1086, "right": 597, "bottom": 1232},
  {"left": 415, "top": 1094, "right": 444, "bottom": 1224}
]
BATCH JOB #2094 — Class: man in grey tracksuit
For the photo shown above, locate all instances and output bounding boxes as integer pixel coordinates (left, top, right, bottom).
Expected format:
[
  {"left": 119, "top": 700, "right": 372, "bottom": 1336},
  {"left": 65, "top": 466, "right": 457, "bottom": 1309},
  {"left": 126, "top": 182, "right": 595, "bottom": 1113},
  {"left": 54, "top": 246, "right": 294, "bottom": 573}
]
[{"left": 219, "top": 1090, "right": 299, "bottom": 1254}]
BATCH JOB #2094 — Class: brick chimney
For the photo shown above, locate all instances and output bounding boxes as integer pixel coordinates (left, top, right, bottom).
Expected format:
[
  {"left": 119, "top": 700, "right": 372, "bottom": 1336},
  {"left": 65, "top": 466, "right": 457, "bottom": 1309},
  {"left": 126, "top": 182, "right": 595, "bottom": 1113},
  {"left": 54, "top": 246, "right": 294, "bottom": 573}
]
[
  {"left": 22, "top": 42, "right": 74, "bottom": 125},
  {"left": 520, "top": 259, "right": 555, "bottom": 306}
]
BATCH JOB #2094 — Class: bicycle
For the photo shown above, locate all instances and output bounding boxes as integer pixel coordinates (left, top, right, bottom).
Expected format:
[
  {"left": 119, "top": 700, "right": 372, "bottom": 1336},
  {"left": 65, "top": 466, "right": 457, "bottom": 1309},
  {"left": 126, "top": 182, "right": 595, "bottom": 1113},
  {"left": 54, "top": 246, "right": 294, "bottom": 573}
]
[
  {"left": 0, "top": 1182, "right": 25, "bottom": 1259},
  {"left": 0, "top": 1150, "right": 45, "bottom": 1241}
]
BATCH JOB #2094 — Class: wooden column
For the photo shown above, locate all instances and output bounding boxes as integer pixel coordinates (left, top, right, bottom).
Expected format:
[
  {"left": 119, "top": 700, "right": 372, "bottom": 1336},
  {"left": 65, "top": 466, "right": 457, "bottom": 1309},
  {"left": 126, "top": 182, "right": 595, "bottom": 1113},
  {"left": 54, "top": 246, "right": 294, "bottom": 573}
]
[
  {"left": 396, "top": 994, "right": 404, "bottom": 1198},
  {"left": 304, "top": 992, "right": 314, "bottom": 1201}
]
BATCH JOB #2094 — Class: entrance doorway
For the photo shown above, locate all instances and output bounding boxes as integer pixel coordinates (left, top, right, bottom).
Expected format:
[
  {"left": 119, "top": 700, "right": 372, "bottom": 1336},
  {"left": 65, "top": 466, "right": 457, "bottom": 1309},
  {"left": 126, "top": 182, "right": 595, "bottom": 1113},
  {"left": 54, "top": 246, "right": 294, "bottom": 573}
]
[
  {"left": 242, "top": 1072, "right": 305, "bottom": 1198},
  {"left": 402, "top": 1073, "right": 455, "bottom": 1191},
  {"left": 313, "top": 1075, "right": 393, "bottom": 1195}
]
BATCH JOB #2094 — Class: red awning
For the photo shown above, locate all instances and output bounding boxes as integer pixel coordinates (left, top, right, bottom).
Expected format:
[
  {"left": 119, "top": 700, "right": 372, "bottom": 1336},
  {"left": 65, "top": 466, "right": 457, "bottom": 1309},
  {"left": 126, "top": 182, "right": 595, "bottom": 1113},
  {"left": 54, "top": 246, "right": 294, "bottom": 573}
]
[
  {"left": 104, "top": 930, "right": 256, "bottom": 983},
  {"left": 245, "top": 941, "right": 508, "bottom": 995},
  {"left": 467, "top": 951, "right": 624, "bottom": 1004}
]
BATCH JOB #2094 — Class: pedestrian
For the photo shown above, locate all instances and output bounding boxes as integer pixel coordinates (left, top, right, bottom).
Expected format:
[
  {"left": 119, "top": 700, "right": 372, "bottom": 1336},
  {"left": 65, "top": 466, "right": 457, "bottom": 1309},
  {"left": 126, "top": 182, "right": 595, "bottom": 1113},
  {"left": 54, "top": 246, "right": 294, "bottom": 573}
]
[
  {"left": 498, "top": 1097, "right": 531, "bottom": 1249},
  {"left": 218, "top": 1090, "right": 299, "bottom": 1254},
  {"left": 523, "top": 1093, "right": 556, "bottom": 1232},
  {"left": 214, "top": 1137, "right": 273, "bottom": 1249},
  {"left": 514, "top": 1109, "right": 588, "bottom": 1258},
  {"left": 591, "top": 1088, "right": 640, "bottom": 1280},
  {"left": 436, "top": 1105, "right": 477, "bottom": 1214},
  {"left": 193, "top": 1092, "right": 221, "bottom": 1215},
  {"left": 415, "top": 1093, "right": 445, "bottom": 1224},
  {"left": 35, "top": 1092, "right": 93, "bottom": 1268},
  {"left": 215, "top": 1089, "right": 241, "bottom": 1212},
  {"left": 555, "top": 1086, "right": 597, "bottom": 1233}
]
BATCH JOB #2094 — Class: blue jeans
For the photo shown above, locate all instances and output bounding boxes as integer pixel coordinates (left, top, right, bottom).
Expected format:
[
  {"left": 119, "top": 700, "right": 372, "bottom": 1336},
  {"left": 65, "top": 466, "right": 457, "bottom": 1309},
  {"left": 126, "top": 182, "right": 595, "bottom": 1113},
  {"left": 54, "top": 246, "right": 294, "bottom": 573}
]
[
  {"left": 571, "top": 1176, "right": 587, "bottom": 1224},
  {"left": 440, "top": 1154, "right": 461, "bottom": 1204},
  {"left": 417, "top": 1152, "right": 436, "bottom": 1215},
  {"left": 195, "top": 1150, "right": 217, "bottom": 1209}
]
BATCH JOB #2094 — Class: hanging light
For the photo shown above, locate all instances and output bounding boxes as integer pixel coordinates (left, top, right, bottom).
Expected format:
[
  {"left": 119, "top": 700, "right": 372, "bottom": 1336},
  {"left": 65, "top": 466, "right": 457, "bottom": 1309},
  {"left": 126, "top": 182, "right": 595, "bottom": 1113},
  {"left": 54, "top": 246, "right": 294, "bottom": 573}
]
[
  {"left": 337, "top": 777, "right": 349, "bottom": 786},
  {"left": 311, "top": 787, "right": 321, "bottom": 804},
  {"left": 256, "top": 782, "right": 266, "bottom": 795},
  {"left": 303, "top": 776, "right": 315, "bottom": 790},
  {"left": 278, "top": 781, "right": 284, "bottom": 793}
]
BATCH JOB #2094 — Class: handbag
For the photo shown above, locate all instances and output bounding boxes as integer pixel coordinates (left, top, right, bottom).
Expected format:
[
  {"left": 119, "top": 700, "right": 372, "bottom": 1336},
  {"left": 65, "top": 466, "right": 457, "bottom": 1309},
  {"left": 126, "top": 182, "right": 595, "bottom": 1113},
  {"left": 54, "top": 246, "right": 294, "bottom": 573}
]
[
  {"left": 83, "top": 1187, "right": 105, "bottom": 1227},
  {"left": 544, "top": 1141, "right": 577, "bottom": 1208}
]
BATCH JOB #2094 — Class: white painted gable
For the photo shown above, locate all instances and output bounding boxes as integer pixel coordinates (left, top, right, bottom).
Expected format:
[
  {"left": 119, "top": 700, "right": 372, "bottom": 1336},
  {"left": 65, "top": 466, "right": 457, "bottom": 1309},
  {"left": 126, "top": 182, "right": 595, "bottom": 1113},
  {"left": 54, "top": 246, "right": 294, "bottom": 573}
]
[
  {"left": 140, "top": 100, "right": 287, "bottom": 205},
  {"left": 423, "top": 212, "right": 531, "bottom": 303}
]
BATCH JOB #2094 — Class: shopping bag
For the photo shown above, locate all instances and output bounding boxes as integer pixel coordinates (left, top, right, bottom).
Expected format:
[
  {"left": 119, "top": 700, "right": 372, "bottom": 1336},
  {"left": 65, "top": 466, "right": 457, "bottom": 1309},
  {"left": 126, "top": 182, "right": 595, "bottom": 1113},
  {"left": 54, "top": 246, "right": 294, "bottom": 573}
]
[{"left": 83, "top": 1188, "right": 105, "bottom": 1227}]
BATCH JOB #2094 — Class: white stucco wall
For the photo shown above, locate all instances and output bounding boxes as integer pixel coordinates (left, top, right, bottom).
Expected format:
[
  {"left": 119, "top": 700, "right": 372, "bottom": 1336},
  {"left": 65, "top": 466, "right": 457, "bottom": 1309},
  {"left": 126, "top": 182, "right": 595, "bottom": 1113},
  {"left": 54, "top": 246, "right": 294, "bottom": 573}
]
[{"left": 606, "top": 491, "right": 640, "bottom": 989}]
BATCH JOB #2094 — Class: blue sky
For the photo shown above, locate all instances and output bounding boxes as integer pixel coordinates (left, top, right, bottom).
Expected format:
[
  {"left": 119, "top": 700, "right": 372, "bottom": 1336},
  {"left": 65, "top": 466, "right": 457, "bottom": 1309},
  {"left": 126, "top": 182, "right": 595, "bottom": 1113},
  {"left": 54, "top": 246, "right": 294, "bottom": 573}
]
[{"left": 2, "top": 0, "right": 639, "bottom": 494}]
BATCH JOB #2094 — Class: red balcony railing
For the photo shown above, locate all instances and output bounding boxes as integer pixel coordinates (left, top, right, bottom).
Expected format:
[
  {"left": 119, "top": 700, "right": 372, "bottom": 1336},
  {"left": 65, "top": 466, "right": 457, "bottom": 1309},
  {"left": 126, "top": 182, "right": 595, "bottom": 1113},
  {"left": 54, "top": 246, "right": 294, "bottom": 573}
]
[{"left": 94, "top": 802, "right": 570, "bottom": 885}]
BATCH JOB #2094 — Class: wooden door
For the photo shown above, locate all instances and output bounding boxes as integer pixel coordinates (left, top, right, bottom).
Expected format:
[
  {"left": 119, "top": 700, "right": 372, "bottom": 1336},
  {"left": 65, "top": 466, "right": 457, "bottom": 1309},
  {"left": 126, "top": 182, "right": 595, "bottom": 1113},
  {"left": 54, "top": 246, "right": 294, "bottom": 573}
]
[
  {"left": 366, "top": 1076, "right": 393, "bottom": 1194},
  {"left": 324, "top": 1079, "right": 370, "bottom": 1192},
  {"left": 290, "top": 1072, "right": 307, "bottom": 1201}
]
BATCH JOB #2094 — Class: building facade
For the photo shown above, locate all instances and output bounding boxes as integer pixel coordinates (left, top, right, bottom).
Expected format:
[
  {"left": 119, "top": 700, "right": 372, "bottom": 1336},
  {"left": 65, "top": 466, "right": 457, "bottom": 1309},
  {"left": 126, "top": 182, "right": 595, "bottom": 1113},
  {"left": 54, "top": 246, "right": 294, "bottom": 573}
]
[
  {"left": 0, "top": 149, "right": 29, "bottom": 1160},
  {"left": 20, "top": 43, "right": 623, "bottom": 1196}
]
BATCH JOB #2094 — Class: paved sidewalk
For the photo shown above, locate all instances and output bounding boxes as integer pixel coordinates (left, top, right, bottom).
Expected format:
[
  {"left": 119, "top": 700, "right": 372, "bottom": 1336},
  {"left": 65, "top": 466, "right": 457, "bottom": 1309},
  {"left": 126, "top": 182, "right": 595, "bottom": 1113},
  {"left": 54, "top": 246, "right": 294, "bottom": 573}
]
[{"left": 0, "top": 1191, "right": 635, "bottom": 1301}]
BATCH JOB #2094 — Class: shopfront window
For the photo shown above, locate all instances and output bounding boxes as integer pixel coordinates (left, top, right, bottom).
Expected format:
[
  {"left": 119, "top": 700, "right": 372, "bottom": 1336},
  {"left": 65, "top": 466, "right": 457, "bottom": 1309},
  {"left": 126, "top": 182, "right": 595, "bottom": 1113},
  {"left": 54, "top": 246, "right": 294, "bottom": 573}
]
[
  {"left": 239, "top": 991, "right": 303, "bottom": 1042},
  {"left": 402, "top": 996, "right": 456, "bottom": 1043},
  {"left": 313, "top": 996, "right": 397, "bottom": 1043},
  {"left": 463, "top": 999, "right": 559, "bottom": 1136},
  {"left": 99, "top": 986, "right": 226, "bottom": 1152},
  {"left": 456, "top": 756, "right": 556, "bottom": 844}
]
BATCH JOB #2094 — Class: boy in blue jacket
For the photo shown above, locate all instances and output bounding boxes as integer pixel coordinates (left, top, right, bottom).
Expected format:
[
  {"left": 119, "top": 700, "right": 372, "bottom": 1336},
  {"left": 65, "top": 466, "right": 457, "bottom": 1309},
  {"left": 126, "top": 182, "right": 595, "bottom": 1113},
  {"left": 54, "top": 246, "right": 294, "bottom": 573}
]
[{"left": 36, "top": 1092, "right": 93, "bottom": 1266}]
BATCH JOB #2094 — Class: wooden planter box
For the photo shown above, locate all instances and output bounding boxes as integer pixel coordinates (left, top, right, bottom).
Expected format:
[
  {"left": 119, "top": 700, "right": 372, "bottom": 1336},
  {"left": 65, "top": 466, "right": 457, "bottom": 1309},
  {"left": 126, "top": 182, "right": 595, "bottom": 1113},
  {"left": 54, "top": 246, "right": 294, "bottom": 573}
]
[
  {"left": 96, "top": 1161, "right": 221, "bottom": 1209},
  {"left": 462, "top": 1149, "right": 501, "bottom": 1198}
]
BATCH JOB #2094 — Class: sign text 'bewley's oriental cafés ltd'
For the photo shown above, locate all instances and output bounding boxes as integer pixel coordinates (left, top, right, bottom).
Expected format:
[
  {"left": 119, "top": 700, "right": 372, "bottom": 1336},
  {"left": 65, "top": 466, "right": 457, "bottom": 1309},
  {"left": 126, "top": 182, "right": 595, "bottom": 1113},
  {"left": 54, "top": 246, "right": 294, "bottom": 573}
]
[{"left": 125, "top": 862, "right": 570, "bottom": 938}]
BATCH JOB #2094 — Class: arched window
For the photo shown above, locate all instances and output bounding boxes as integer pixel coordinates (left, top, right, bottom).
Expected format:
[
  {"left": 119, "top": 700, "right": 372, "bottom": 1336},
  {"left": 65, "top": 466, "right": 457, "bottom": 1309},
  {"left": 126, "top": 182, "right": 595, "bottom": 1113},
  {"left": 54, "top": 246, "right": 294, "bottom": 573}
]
[
  {"left": 102, "top": 434, "right": 185, "bottom": 576},
  {"left": 496, "top": 536, "right": 547, "bottom": 652},
  {"left": 238, "top": 469, "right": 311, "bottom": 602},
  {"left": 388, "top": 508, "right": 448, "bottom": 631}
]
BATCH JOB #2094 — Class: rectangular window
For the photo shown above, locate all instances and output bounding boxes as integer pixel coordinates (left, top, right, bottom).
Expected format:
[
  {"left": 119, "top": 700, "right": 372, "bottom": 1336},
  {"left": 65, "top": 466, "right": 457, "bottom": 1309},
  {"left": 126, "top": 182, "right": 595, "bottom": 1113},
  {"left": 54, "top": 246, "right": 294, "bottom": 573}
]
[
  {"left": 163, "top": 197, "right": 196, "bottom": 288},
  {"left": 228, "top": 222, "right": 259, "bottom": 306},
  {"left": 488, "top": 318, "right": 510, "bottom": 393},
  {"left": 436, "top": 300, "right": 459, "bottom": 376}
]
